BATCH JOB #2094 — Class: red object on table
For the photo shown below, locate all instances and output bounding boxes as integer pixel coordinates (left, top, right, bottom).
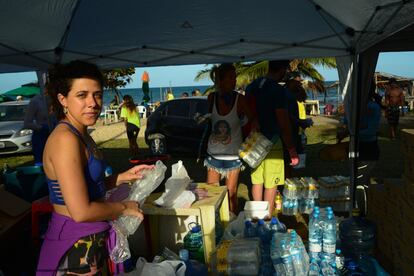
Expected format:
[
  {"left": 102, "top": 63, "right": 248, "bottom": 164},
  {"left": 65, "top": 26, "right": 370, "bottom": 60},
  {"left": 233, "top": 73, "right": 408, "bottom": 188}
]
[{"left": 129, "top": 154, "right": 170, "bottom": 165}]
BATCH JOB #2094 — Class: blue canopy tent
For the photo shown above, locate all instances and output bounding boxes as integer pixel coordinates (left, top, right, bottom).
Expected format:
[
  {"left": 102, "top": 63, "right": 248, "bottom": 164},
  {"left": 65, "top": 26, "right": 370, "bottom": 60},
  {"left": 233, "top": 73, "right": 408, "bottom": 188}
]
[{"left": 1, "top": 0, "right": 414, "bottom": 212}]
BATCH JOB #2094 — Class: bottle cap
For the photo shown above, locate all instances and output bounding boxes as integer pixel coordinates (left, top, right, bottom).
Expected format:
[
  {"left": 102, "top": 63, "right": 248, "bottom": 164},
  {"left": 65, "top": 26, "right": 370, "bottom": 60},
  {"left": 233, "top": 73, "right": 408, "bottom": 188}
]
[
  {"left": 258, "top": 219, "right": 265, "bottom": 225},
  {"left": 179, "top": 249, "right": 189, "bottom": 261},
  {"left": 336, "top": 249, "right": 341, "bottom": 254},
  {"left": 271, "top": 217, "right": 277, "bottom": 224},
  {"left": 190, "top": 224, "right": 201, "bottom": 233}
]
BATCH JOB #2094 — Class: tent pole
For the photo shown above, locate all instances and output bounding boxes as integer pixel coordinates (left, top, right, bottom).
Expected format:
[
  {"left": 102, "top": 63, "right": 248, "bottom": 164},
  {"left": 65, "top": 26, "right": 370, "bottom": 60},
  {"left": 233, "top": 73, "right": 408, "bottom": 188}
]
[
  {"left": 349, "top": 54, "right": 360, "bottom": 215},
  {"left": 36, "top": 71, "right": 53, "bottom": 132}
]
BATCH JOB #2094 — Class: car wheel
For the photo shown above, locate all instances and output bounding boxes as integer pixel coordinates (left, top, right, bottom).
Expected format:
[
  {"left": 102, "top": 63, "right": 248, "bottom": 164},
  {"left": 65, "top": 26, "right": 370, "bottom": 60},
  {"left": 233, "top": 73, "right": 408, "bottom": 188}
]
[{"left": 150, "top": 137, "right": 166, "bottom": 155}]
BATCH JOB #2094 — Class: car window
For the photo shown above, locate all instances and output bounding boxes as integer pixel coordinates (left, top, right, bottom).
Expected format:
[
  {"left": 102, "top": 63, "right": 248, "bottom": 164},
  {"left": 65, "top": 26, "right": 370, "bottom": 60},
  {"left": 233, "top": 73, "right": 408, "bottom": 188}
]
[
  {"left": 195, "top": 100, "right": 208, "bottom": 114},
  {"left": 165, "top": 101, "right": 190, "bottom": 118},
  {"left": 189, "top": 100, "right": 208, "bottom": 119},
  {"left": 0, "top": 105, "right": 28, "bottom": 121}
]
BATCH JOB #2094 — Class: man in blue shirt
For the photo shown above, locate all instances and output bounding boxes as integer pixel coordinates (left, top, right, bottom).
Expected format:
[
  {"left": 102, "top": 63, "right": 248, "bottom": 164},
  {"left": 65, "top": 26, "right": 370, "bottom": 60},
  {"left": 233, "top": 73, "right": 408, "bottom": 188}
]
[{"left": 245, "top": 60, "right": 299, "bottom": 216}]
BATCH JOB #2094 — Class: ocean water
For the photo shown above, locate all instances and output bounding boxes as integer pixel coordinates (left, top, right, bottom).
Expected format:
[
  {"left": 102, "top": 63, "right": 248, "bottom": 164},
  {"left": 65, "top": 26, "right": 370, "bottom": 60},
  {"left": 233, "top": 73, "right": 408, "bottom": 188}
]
[
  {"left": 104, "top": 82, "right": 344, "bottom": 112},
  {"left": 103, "top": 85, "right": 210, "bottom": 107}
]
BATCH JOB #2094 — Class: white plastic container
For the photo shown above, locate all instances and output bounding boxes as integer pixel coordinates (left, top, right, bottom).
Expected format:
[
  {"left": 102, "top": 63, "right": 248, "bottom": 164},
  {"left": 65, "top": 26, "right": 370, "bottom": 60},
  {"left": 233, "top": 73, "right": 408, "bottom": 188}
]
[{"left": 244, "top": 201, "right": 269, "bottom": 219}]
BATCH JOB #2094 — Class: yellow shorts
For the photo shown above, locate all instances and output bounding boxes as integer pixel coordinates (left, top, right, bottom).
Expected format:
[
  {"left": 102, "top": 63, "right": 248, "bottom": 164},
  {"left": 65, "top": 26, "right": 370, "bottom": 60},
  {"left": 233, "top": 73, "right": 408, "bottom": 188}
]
[{"left": 251, "top": 140, "right": 285, "bottom": 189}]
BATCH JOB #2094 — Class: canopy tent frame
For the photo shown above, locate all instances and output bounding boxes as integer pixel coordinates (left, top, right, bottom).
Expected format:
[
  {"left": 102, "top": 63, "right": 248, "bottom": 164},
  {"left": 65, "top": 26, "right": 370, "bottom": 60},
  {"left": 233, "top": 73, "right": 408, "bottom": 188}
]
[{"left": 2, "top": 0, "right": 414, "bottom": 213}]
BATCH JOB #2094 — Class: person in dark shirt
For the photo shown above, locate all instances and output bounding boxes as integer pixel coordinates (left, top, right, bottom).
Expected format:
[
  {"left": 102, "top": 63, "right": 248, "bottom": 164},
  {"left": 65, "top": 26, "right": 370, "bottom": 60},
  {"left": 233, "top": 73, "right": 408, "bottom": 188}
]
[{"left": 245, "top": 60, "right": 299, "bottom": 216}]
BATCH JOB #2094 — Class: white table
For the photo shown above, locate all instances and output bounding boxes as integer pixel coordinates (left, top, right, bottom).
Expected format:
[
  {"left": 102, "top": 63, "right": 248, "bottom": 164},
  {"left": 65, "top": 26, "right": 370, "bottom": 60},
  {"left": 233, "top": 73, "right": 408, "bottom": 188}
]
[{"left": 104, "top": 109, "right": 119, "bottom": 124}]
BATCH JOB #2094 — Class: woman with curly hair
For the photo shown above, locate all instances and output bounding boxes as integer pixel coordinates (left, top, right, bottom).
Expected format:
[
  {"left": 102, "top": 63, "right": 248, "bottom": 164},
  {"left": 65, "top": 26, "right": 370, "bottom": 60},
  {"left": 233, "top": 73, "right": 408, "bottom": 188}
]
[{"left": 37, "top": 60, "right": 153, "bottom": 275}]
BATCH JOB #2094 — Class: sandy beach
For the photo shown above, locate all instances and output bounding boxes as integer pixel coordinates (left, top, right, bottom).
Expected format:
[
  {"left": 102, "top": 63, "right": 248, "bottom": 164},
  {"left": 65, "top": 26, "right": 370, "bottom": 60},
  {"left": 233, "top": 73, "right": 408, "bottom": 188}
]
[
  {"left": 89, "top": 116, "right": 340, "bottom": 144},
  {"left": 89, "top": 118, "right": 147, "bottom": 143}
]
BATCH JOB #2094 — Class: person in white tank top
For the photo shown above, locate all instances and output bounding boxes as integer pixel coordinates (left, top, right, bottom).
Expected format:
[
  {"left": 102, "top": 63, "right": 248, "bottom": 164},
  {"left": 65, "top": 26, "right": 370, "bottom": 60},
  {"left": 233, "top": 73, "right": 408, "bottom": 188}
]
[{"left": 204, "top": 63, "right": 255, "bottom": 214}]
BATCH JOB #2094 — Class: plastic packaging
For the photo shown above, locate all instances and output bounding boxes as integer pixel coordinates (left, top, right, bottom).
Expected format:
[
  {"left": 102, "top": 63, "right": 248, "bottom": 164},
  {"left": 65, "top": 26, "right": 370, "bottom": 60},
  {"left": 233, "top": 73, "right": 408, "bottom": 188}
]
[
  {"left": 308, "top": 258, "right": 320, "bottom": 276},
  {"left": 239, "top": 131, "right": 273, "bottom": 168},
  {"left": 110, "top": 161, "right": 167, "bottom": 263},
  {"left": 227, "top": 238, "right": 261, "bottom": 275},
  {"left": 154, "top": 160, "right": 192, "bottom": 208},
  {"left": 244, "top": 220, "right": 257, "bottom": 238},
  {"left": 179, "top": 249, "right": 208, "bottom": 276}
]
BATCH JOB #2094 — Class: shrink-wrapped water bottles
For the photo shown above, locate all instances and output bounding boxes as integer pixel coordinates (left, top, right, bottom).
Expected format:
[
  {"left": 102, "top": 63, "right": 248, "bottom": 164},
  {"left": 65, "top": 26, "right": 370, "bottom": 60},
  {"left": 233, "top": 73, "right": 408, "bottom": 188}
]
[{"left": 239, "top": 131, "right": 273, "bottom": 168}]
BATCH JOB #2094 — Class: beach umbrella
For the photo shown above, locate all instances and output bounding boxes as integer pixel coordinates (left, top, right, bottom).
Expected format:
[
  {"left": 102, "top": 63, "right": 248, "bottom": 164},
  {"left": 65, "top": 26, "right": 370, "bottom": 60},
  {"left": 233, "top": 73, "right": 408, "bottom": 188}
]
[
  {"left": 141, "top": 71, "right": 150, "bottom": 103},
  {"left": 3, "top": 86, "right": 40, "bottom": 98}
]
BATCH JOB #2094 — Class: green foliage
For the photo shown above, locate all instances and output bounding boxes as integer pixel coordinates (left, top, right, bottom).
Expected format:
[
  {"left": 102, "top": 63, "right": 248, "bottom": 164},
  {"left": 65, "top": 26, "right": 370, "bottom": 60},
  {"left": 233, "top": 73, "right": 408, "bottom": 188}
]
[
  {"left": 102, "top": 67, "right": 136, "bottom": 92},
  {"left": 194, "top": 58, "right": 337, "bottom": 93}
]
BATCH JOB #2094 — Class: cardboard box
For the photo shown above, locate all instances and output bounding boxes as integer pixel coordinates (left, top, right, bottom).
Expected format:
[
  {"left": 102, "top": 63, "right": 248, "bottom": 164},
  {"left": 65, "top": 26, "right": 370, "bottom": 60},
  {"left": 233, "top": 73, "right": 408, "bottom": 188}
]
[
  {"left": 401, "top": 129, "right": 414, "bottom": 154},
  {"left": 403, "top": 155, "right": 414, "bottom": 181},
  {"left": 403, "top": 175, "right": 414, "bottom": 201}
]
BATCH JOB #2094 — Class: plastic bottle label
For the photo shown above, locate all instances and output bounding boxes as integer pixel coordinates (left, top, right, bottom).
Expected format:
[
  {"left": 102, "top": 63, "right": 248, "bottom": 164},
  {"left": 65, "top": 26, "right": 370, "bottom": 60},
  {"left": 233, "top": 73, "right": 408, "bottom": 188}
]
[
  {"left": 309, "top": 242, "right": 322, "bottom": 253},
  {"left": 323, "top": 243, "right": 336, "bottom": 254}
]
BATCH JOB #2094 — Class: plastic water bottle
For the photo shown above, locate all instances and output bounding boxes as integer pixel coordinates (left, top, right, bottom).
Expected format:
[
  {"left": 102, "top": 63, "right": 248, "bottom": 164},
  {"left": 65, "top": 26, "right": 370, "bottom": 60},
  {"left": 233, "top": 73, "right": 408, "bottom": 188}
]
[
  {"left": 269, "top": 217, "right": 286, "bottom": 234},
  {"left": 244, "top": 220, "right": 257, "bottom": 238},
  {"left": 256, "top": 219, "right": 270, "bottom": 244},
  {"left": 309, "top": 212, "right": 322, "bottom": 260},
  {"left": 335, "top": 249, "right": 345, "bottom": 271},
  {"left": 346, "top": 261, "right": 364, "bottom": 275},
  {"left": 290, "top": 240, "right": 306, "bottom": 275},
  {"left": 280, "top": 241, "right": 294, "bottom": 276},
  {"left": 308, "top": 258, "right": 320, "bottom": 276},
  {"left": 339, "top": 209, "right": 376, "bottom": 259},
  {"left": 179, "top": 249, "right": 208, "bottom": 276},
  {"left": 274, "top": 191, "right": 283, "bottom": 215},
  {"left": 183, "top": 224, "right": 204, "bottom": 263},
  {"left": 323, "top": 212, "right": 336, "bottom": 255},
  {"left": 320, "top": 255, "right": 336, "bottom": 276},
  {"left": 105, "top": 166, "right": 113, "bottom": 177}
]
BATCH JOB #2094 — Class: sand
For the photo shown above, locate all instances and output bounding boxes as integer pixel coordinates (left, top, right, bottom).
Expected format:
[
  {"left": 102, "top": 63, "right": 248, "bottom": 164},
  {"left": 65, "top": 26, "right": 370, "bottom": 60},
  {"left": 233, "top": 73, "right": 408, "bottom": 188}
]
[{"left": 89, "top": 118, "right": 147, "bottom": 143}]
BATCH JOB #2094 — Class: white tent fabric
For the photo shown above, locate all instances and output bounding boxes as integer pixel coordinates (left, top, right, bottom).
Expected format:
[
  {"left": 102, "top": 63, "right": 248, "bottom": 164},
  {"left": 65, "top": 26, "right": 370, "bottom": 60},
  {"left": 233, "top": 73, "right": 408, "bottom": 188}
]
[
  {"left": 2, "top": 0, "right": 414, "bottom": 208},
  {"left": 1, "top": 0, "right": 414, "bottom": 72}
]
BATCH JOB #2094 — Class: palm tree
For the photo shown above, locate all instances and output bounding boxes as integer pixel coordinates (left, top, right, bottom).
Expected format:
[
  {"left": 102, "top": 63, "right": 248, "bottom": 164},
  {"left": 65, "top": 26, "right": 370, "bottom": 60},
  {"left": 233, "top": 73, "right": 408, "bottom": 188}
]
[{"left": 194, "top": 58, "right": 336, "bottom": 97}]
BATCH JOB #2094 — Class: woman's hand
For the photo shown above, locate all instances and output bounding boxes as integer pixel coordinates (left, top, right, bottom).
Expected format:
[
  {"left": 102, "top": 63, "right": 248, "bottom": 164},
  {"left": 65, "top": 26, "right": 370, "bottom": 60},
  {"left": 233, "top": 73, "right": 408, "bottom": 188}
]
[
  {"left": 117, "top": 164, "right": 155, "bottom": 185},
  {"left": 121, "top": 200, "right": 144, "bottom": 220}
]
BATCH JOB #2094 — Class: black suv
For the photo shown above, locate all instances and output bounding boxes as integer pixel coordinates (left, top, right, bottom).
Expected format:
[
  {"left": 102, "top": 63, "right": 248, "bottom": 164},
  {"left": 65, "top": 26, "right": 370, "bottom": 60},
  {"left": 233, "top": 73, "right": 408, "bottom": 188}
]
[{"left": 145, "top": 97, "right": 208, "bottom": 155}]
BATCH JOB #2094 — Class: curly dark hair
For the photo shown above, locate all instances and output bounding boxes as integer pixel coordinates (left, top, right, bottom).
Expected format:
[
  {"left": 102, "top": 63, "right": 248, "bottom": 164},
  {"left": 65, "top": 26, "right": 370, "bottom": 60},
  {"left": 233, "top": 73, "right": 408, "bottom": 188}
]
[{"left": 46, "top": 60, "right": 104, "bottom": 120}]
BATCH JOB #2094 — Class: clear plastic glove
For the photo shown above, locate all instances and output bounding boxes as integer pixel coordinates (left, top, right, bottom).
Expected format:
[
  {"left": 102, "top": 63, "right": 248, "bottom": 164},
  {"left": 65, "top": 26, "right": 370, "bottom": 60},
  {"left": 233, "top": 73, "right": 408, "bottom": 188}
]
[{"left": 288, "top": 147, "right": 299, "bottom": 166}]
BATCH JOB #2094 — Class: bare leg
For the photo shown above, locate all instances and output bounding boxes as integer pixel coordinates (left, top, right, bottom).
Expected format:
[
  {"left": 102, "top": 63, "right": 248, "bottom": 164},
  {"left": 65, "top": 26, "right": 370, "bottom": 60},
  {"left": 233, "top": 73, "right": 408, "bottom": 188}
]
[
  {"left": 252, "top": 183, "right": 264, "bottom": 201},
  {"left": 390, "top": 125, "right": 396, "bottom": 139},
  {"left": 128, "top": 138, "right": 135, "bottom": 155},
  {"left": 132, "top": 137, "right": 139, "bottom": 156},
  {"left": 264, "top": 187, "right": 277, "bottom": 217},
  {"left": 206, "top": 168, "right": 220, "bottom": 185},
  {"left": 225, "top": 169, "right": 240, "bottom": 214}
]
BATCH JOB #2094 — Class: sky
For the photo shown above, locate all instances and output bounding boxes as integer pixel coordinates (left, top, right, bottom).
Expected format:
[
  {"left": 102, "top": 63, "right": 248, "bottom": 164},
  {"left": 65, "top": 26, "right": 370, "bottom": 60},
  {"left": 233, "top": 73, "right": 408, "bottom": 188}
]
[{"left": 0, "top": 51, "right": 413, "bottom": 92}]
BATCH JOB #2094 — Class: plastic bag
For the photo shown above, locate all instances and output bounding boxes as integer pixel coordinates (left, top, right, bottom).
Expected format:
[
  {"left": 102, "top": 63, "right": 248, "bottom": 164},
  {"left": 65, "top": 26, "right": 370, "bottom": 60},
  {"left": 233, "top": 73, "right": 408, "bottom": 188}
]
[
  {"left": 222, "top": 211, "right": 246, "bottom": 240},
  {"left": 238, "top": 131, "right": 273, "bottom": 168},
  {"left": 134, "top": 257, "right": 186, "bottom": 276},
  {"left": 115, "top": 160, "right": 167, "bottom": 235},
  {"left": 110, "top": 160, "right": 167, "bottom": 263},
  {"left": 154, "top": 161, "right": 192, "bottom": 208}
]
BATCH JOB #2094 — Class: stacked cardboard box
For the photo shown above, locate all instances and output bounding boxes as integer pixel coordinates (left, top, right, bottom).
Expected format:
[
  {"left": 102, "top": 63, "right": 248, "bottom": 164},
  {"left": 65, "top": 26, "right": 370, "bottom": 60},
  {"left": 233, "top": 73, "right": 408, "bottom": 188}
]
[{"left": 366, "top": 129, "right": 414, "bottom": 275}]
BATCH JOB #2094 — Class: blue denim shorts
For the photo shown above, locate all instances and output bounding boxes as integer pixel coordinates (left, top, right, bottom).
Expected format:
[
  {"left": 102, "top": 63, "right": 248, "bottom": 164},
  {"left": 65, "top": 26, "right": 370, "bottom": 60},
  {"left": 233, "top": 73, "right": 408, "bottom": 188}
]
[{"left": 204, "top": 155, "right": 242, "bottom": 177}]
